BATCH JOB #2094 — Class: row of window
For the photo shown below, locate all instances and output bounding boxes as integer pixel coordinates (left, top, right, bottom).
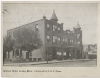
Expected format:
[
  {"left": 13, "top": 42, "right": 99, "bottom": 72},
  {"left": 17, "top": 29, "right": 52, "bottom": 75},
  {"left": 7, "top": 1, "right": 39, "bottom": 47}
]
[
  {"left": 63, "top": 38, "right": 80, "bottom": 44},
  {"left": 47, "top": 36, "right": 61, "bottom": 42},
  {"left": 47, "top": 35, "right": 81, "bottom": 44},
  {"left": 63, "top": 38, "right": 74, "bottom": 43},
  {"left": 35, "top": 24, "right": 81, "bottom": 39},
  {"left": 35, "top": 24, "right": 61, "bottom": 32},
  {"left": 47, "top": 24, "right": 61, "bottom": 32}
]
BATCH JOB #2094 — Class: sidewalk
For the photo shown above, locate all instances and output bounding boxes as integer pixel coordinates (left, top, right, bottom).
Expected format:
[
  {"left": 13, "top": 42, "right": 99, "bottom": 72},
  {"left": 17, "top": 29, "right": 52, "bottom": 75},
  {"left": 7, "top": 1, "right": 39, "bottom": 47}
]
[{"left": 4, "top": 59, "right": 96, "bottom": 66}]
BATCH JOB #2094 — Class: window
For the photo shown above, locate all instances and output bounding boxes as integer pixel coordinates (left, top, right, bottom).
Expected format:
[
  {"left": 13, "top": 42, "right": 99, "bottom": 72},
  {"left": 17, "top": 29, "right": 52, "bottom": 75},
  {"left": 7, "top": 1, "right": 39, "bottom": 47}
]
[
  {"left": 63, "top": 38, "right": 65, "bottom": 42},
  {"left": 77, "top": 41, "right": 80, "bottom": 44},
  {"left": 53, "top": 25, "right": 55, "bottom": 31},
  {"left": 53, "top": 25, "right": 57, "bottom": 31},
  {"left": 47, "top": 24, "right": 50, "bottom": 30},
  {"left": 57, "top": 52, "right": 62, "bottom": 55},
  {"left": 38, "top": 58, "right": 41, "bottom": 61},
  {"left": 55, "top": 25, "right": 57, "bottom": 29},
  {"left": 63, "top": 38, "right": 67, "bottom": 43},
  {"left": 47, "top": 35, "right": 50, "bottom": 42},
  {"left": 58, "top": 27, "right": 61, "bottom": 33},
  {"left": 90, "top": 46, "right": 93, "bottom": 49},
  {"left": 30, "top": 52, "right": 32, "bottom": 56},
  {"left": 16, "top": 49, "right": 19, "bottom": 56},
  {"left": 53, "top": 36, "right": 57, "bottom": 42},
  {"left": 70, "top": 39, "right": 73, "bottom": 43},
  {"left": 35, "top": 24, "right": 38, "bottom": 31},
  {"left": 34, "top": 58, "right": 36, "bottom": 61},
  {"left": 58, "top": 37, "right": 60, "bottom": 41},
  {"left": 63, "top": 52, "right": 66, "bottom": 55}
]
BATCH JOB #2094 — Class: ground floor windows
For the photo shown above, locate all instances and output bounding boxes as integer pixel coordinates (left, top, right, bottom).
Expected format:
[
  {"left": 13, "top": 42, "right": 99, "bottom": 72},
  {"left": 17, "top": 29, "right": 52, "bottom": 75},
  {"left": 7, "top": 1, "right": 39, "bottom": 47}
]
[
  {"left": 29, "top": 52, "right": 32, "bottom": 56},
  {"left": 34, "top": 58, "right": 36, "bottom": 61},
  {"left": 5, "top": 47, "right": 82, "bottom": 61},
  {"left": 53, "top": 36, "right": 57, "bottom": 42},
  {"left": 63, "top": 52, "right": 66, "bottom": 56},
  {"left": 33, "top": 58, "right": 41, "bottom": 61},
  {"left": 57, "top": 52, "right": 62, "bottom": 55},
  {"left": 16, "top": 50, "right": 19, "bottom": 56},
  {"left": 51, "top": 47, "right": 82, "bottom": 60},
  {"left": 38, "top": 58, "right": 41, "bottom": 61}
]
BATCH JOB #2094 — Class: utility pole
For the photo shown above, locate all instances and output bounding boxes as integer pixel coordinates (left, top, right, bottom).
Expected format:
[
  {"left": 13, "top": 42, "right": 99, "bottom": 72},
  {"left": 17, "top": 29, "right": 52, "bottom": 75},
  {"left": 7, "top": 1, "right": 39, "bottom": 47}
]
[
  {"left": 82, "top": 51, "right": 84, "bottom": 60},
  {"left": 46, "top": 50, "right": 48, "bottom": 64}
]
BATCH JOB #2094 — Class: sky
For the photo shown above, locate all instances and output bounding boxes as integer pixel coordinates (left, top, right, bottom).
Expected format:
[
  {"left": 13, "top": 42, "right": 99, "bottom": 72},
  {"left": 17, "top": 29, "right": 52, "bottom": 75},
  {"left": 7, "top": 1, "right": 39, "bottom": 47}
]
[{"left": 3, "top": 3, "right": 98, "bottom": 44}]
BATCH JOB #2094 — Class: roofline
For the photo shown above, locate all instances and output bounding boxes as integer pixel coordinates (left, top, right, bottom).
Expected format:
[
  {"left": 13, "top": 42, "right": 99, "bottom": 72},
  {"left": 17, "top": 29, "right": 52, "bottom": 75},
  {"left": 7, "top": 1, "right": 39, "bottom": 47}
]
[{"left": 7, "top": 18, "right": 44, "bottom": 32}]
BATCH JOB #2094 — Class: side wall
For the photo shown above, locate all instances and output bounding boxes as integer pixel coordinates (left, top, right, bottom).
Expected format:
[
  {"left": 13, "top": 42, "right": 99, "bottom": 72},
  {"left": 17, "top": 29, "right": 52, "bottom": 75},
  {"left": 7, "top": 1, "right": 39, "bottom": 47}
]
[{"left": 7, "top": 19, "right": 46, "bottom": 61}]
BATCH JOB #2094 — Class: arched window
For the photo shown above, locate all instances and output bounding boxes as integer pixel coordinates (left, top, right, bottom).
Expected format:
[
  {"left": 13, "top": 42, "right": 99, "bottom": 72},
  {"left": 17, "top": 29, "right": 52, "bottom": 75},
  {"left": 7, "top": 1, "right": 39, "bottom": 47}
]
[
  {"left": 58, "top": 27, "right": 61, "bottom": 33},
  {"left": 47, "top": 35, "right": 50, "bottom": 42},
  {"left": 47, "top": 24, "right": 50, "bottom": 30},
  {"left": 53, "top": 36, "right": 57, "bottom": 42},
  {"left": 35, "top": 24, "right": 38, "bottom": 31},
  {"left": 53, "top": 25, "right": 57, "bottom": 31},
  {"left": 58, "top": 37, "right": 61, "bottom": 42},
  {"left": 16, "top": 49, "right": 19, "bottom": 56}
]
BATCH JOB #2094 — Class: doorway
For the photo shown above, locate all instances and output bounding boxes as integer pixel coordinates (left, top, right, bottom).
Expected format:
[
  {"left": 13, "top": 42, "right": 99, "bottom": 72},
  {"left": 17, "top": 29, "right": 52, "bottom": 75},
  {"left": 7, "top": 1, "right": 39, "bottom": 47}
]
[
  {"left": 26, "top": 52, "right": 29, "bottom": 59},
  {"left": 52, "top": 47, "right": 57, "bottom": 59}
]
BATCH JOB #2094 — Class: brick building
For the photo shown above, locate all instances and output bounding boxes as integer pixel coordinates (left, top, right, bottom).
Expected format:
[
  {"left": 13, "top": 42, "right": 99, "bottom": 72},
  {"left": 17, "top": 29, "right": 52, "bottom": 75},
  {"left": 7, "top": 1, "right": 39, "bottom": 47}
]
[{"left": 6, "top": 10, "right": 83, "bottom": 61}]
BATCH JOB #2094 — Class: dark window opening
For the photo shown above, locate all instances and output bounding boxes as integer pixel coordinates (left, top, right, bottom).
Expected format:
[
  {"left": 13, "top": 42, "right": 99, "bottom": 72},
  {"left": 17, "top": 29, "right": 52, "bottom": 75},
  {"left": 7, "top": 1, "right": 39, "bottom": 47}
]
[
  {"left": 30, "top": 52, "right": 32, "bottom": 56},
  {"left": 38, "top": 58, "right": 41, "bottom": 61},
  {"left": 16, "top": 50, "right": 19, "bottom": 56},
  {"left": 34, "top": 58, "right": 36, "bottom": 61}
]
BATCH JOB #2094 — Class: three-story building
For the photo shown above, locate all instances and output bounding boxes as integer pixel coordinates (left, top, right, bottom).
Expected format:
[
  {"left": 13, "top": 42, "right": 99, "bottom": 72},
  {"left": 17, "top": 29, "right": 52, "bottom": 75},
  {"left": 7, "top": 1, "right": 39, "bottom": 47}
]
[{"left": 6, "top": 10, "right": 83, "bottom": 61}]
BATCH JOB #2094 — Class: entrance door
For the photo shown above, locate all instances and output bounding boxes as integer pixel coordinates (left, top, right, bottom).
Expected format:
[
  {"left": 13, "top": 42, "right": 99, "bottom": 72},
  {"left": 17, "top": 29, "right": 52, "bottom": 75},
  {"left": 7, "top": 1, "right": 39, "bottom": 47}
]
[
  {"left": 52, "top": 47, "right": 56, "bottom": 59},
  {"left": 26, "top": 52, "right": 29, "bottom": 59},
  {"left": 66, "top": 49, "right": 69, "bottom": 59},
  {"left": 77, "top": 50, "right": 80, "bottom": 59}
]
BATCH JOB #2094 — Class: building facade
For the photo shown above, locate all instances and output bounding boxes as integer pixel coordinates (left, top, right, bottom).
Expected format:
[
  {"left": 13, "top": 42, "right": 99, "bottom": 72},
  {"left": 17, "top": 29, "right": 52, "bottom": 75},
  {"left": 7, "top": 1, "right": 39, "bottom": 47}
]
[
  {"left": 83, "top": 44, "right": 97, "bottom": 59},
  {"left": 6, "top": 10, "right": 83, "bottom": 61}
]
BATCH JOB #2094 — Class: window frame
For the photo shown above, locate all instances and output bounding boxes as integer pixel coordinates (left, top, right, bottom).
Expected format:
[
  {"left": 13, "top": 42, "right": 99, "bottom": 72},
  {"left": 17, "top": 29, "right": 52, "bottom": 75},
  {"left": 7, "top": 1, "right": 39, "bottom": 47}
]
[
  {"left": 47, "top": 35, "right": 50, "bottom": 42},
  {"left": 35, "top": 24, "right": 38, "bottom": 31},
  {"left": 16, "top": 49, "right": 19, "bottom": 56},
  {"left": 53, "top": 36, "right": 57, "bottom": 42},
  {"left": 47, "top": 24, "right": 50, "bottom": 30},
  {"left": 53, "top": 25, "right": 57, "bottom": 31},
  {"left": 29, "top": 52, "right": 32, "bottom": 56},
  {"left": 58, "top": 27, "right": 61, "bottom": 33},
  {"left": 58, "top": 37, "right": 61, "bottom": 42}
]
